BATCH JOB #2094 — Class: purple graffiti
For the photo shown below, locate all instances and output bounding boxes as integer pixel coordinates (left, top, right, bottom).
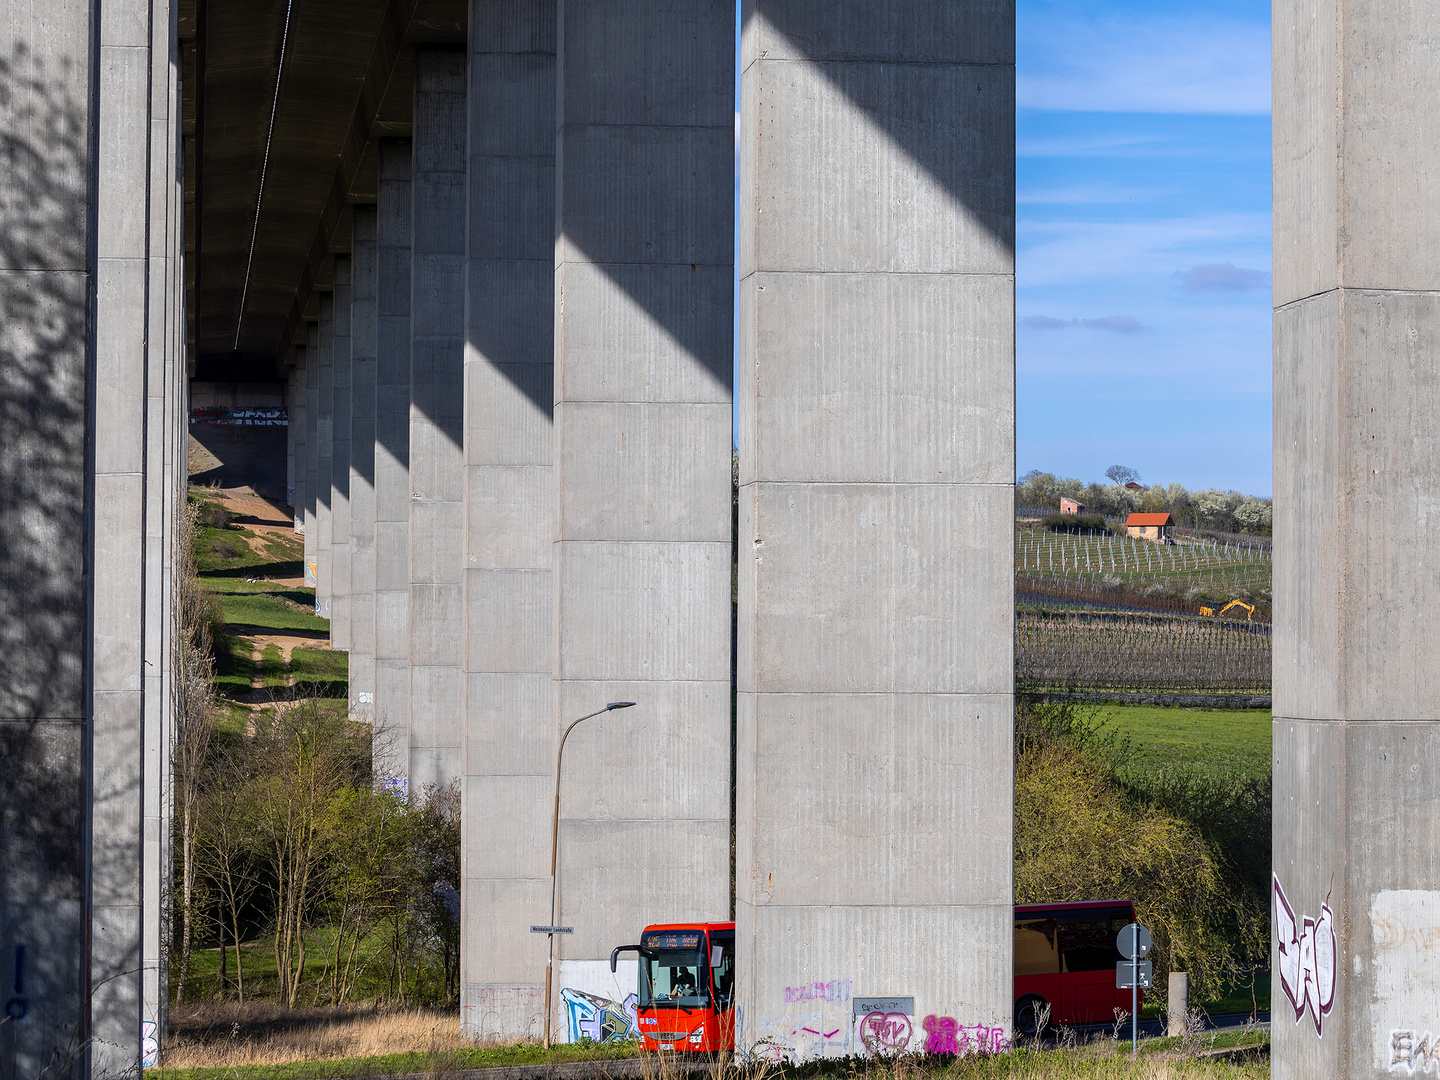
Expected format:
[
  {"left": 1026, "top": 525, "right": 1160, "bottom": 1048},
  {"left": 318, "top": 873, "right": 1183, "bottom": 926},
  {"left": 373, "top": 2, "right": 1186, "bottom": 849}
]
[
  {"left": 923, "top": 1015, "right": 961, "bottom": 1055},
  {"left": 784, "top": 979, "right": 853, "bottom": 1005},
  {"left": 1274, "top": 873, "right": 1336, "bottom": 1037},
  {"left": 860, "top": 1011, "right": 913, "bottom": 1055},
  {"left": 922, "top": 1016, "right": 1010, "bottom": 1057}
]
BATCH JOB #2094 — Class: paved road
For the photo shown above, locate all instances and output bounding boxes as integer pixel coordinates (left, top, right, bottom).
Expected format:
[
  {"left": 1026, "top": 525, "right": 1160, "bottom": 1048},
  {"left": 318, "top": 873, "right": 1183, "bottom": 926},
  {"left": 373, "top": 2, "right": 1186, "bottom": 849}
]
[{"left": 1039, "top": 1011, "right": 1270, "bottom": 1048}]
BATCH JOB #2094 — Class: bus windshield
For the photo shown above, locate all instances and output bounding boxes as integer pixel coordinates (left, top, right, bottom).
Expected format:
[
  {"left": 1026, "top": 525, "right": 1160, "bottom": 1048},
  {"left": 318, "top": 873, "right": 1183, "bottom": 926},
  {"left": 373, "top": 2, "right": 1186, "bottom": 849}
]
[{"left": 639, "top": 930, "right": 708, "bottom": 1008}]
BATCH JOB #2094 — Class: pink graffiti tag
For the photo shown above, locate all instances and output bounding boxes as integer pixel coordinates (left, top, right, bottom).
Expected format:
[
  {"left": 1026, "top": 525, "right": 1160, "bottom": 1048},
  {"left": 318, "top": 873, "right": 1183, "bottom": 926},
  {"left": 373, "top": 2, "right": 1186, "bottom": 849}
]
[
  {"left": 1274, "top": 873, "right": 1336, "bottom": 1037},
  {"left": 859, "top": 1011, "right": 913, "bottom": 1055},
  {"left": 921, "top": 1017, "right": 1011, "bottom": 1057},
  {"left": 784, "top": 979, "right": 853, "bottom": 1005},
  {"left": 923, "top": 1015, "right": 961, "bottom": 1055}
]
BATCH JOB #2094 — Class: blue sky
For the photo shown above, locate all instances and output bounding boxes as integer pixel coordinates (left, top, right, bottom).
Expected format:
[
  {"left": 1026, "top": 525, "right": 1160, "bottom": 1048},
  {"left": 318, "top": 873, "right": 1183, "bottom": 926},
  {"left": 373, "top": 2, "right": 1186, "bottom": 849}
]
[{"left": 1016, "top": 0, "right": 1272, "bottom": 495}]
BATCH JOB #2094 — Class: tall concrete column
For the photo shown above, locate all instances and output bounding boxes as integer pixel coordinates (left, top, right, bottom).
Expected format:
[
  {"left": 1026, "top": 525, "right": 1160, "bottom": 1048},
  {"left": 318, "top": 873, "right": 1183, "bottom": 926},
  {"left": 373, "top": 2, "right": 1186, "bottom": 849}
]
[
  {"left": 294, "top": 347, "right": 309, "bottom": 535},
  {"left": 374, "top": 140, "right": 413, "bottom": 781},
  {"left": 461, "top": 1, "right": 555, "bottom": 1040},
  {"left": 304, "top": 321, "right": 321, "bottom": 585},
  {"left": 142, "top": 0, "right": 180, "bottom": 1051},
  {"left": 551, "top": 0, "right": 734, "bottom": 1030},
  {"left": 331, "top": 256, "right": 353, "bottom": 651},
  {"left": 0, "top": 2, "right": 94, "bottom": 1073},
  {"left": 1273, "top": 4, "right": 1440, "bottom": 1077},
  {"left": 91, "top": 0, "right": 159, "bottom": 1067},
  {"left": 287, "top": 364, "right": 299, "bottom": 508},
  {"left": 350, "top": 208, "right": 379, "bottom": 726},
  {"left": 736, "top": 4, "right": 1015, "bottom": 1057},
  {"left": 317, "top": 295, "right": 335, "bottom": 621},
  {"left": 409, "top": 50, "right": 466, "bottom": 792}
]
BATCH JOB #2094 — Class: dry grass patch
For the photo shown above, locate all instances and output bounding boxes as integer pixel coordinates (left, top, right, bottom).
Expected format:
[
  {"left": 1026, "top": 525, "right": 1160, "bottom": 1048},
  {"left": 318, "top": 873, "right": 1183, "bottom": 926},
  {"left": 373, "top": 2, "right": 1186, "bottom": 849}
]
[{"left": 162, "top": 1002, "right": 471, "bottom": 1069}]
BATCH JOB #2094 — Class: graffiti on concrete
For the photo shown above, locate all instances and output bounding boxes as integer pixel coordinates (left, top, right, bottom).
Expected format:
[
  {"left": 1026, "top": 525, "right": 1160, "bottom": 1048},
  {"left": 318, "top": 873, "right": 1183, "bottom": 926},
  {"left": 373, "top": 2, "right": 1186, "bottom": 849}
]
[
  {"left": 190, "top": 406, "right": 288, "bottom": 426},
  {"left": 860, "top": 1011, "right": 913, "bottom": 1055},
  {"left": 922, "top": 1015, "right": 1010, "bottom": 1056},
  {"left": 1274, "top": 873, "right": 1336, "bottom": 1036},
  {"left": 1389, "top": 1030, "right": 1440, "bottom": 1074},
  {"left": 785, "top": 979, "right": 852, "bottom": 1005},
  {"left": 561, "top": 987, "right": 638, "bottom": 1044},
  {"left": 142, "top": 1021, "right": 159, "bottom": 1067}
]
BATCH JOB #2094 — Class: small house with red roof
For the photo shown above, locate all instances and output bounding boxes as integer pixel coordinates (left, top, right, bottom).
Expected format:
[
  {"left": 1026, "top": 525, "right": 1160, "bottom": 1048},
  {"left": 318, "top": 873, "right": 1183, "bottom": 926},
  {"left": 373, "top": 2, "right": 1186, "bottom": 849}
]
[{"left": 1125, "top": 512, "right": 1172, "bottom": 542}]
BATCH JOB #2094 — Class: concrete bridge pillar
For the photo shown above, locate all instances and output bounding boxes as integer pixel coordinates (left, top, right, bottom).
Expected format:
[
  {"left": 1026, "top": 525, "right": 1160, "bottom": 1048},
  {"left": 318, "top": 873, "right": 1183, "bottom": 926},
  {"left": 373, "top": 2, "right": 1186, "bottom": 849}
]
[
  {"left": 736, "top": 2, "right": 1016, "bottom": 1057},
  {"left": 374, "top": 139, "right": 414, "bottom": 784},
  {"left": 330, "top": 256, "right": 354, "bottom": 651},
  {"left": 316, "top": 295, "right": 335, "bottom": 621},
  {"left": 293, "top": 347, "right": 309, "bottom": 533},
  {"left": 460, "top": 0, "right": 556, "bottom": 1040},
  {"left": 304, "top": 320, "right": 321, "bottom": 587},
  {"left": 1273, "top": 2, "right": 1440, "bottom": 1076},
  {"left": 350, "top": 208, "right": 379, "bottom": 727},
  {"left": 409, "top": 49, "right": 468, "bottom": 793},
  {"left": 549, "top": 0, "right": 735, "bottom": 1034}
]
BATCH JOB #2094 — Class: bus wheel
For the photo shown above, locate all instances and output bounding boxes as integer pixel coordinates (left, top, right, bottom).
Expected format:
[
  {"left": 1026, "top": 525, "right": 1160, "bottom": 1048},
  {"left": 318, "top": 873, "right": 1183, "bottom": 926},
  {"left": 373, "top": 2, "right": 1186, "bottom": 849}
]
[{"left": 1014, "top": 995, "right": 1049, "bottom": 1038}]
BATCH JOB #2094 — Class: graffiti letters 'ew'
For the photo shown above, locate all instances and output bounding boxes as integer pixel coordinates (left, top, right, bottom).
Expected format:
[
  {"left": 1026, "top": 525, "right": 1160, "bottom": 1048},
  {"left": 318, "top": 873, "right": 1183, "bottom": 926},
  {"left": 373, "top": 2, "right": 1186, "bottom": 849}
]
[
  {"left": 1273, "top": 873, "right": 1337, "bottom": 1037},
  {"left": 922, "top": 1015, "right": 1010, "bottom": 1057},
  {"left": 561, "top": 988, "right": 639, "bottom": 1044}
]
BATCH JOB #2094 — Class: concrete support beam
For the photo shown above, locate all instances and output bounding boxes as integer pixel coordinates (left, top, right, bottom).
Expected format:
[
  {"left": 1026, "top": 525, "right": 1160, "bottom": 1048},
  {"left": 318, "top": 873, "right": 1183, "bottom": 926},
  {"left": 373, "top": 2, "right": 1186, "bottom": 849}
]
[
  {"left": 91, "top": 0, "right": 159, "bottom": 1067},
  {"left": 1273, "top": 2, "right": 1440, "bottom": 1075},
  {"left": 317, "top": 295, "right": 335, "bottom": 621},
  {"left": 0, "top": 2, "right": 93, "bottom": 1073},
  {"left": 305, "top": 321, "right": 321, "bottom": 584},
  {"left": 550, "top": 0, "right": 734, "bottom": 1031},
  {"left": 736, "top": 3, "right": 1015, "bottom": 1057},
  {"left": 142, "top": 0, "right": 180, "bottom": 1053},
  {"left": 294, "top": 348, "right": 309, "bottom": 533},
  {"left": 287, "top": 365, "right": 299, "bottom": 508},
  {"left": 350, "top": 208, "right": 379, "bottom": 726},
  {"left": 409, "top": 50, "right": 467, "bottom": 792},
  {"left": 375, "top": 140, "right": 413, "bottom": 782},
  {"left": 460, "top": 0, "right": 555, "bottom": 1040},
  {"left": 331, "top": 257, "right": 353, "bottom": 651}
]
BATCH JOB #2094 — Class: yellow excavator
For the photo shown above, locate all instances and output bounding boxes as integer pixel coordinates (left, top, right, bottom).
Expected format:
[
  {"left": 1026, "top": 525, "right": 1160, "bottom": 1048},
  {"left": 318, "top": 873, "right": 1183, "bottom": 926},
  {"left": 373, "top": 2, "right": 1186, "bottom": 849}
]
[{"left": 1199, "top": 600, "right": 1255, "bottom": 621}]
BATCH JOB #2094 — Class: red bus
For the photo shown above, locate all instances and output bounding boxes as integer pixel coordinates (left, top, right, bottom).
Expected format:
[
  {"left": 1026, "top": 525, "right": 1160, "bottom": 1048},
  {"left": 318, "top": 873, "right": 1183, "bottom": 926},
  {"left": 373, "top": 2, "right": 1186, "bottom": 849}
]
[
  {"left": 1014, "top": 900, "right": 1142, "bottom": 1034},
  {"left": 611, "top": 922, "right": 735, "bottom": 1052},
  {"left": 611, "top": 904, "right": 1138, "bottom": 1051}
]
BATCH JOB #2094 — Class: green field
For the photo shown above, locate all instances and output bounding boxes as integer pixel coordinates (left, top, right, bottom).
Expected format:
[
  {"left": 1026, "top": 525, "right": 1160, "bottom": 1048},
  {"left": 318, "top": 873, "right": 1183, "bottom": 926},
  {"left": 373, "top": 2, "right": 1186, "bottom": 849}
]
[
  {"left": 1090, "top": 704, "right": 1271, "bottom": 783},
  {"left": 1016, "top": 527, "right": 1271, "bottom": 597}
]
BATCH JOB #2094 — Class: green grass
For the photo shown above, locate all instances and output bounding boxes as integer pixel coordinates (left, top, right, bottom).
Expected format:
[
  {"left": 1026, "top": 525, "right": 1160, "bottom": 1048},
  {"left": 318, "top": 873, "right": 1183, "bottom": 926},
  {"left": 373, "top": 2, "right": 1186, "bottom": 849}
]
[
  {"left": 213, "top": 630, "right": 256, "bottom": 698},
  {"left": 218, "top": 591, "right": 328, "bottom": 634},
  {"left": 151, "top": 1039, "right": 1268, "bottom": 1080},
  {"left": 260, "top": 644, "right": 287, "bottom": 689},
  {"left": 1090, "top": 704, "right": 1271, "bottom": 783},
  {"left": 290, "top": 648, "right": 347, "bottom": 698},
  {"left": 151, "top": 1040, "right": 644, "bottom": 1080}
]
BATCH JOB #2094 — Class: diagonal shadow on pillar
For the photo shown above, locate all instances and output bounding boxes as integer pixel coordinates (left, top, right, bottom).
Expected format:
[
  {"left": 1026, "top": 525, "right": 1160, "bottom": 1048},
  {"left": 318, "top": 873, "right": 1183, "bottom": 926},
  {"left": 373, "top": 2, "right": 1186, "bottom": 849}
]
[{"left": 0, "top": 45, "right": 94, "bottom": 1079}]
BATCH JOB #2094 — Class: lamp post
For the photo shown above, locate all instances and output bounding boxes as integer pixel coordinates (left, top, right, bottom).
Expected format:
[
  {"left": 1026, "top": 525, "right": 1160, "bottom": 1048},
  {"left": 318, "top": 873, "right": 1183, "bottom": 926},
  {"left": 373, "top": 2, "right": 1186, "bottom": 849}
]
[{"left": 542, "top": 700, "right": 636, "bottom": 1049}]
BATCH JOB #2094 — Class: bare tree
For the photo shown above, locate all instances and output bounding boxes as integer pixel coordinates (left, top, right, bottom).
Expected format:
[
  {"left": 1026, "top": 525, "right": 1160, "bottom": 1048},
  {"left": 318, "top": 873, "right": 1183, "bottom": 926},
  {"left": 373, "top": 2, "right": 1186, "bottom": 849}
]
[
  {"left": 172, "top": 498, "right": 217, "bottom": 1005},
  {"left": 1105, "top": 464, "right": 1141, "bottom": 487}
]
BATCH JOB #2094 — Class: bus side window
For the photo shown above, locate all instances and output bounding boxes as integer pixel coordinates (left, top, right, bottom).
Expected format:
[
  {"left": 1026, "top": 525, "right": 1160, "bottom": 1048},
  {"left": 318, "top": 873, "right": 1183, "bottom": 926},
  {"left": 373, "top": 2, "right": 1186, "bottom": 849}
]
[
  {"left": 1014, "top": 919, "right": 1059, "bottom": 976},
  {"left": 1058, "top": 920, "right": 1118, "bottom": 973},
  {"left": 711, "top": 931, "right": 736, "bottom": 1010}
]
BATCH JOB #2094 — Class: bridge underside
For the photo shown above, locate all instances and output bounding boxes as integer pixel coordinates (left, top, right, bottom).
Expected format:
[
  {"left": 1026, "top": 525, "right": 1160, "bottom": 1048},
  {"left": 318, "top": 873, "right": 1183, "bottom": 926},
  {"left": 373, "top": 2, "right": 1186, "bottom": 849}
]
[{"left": 9, "top": 0, "right": 1439, "bottom": 1077}]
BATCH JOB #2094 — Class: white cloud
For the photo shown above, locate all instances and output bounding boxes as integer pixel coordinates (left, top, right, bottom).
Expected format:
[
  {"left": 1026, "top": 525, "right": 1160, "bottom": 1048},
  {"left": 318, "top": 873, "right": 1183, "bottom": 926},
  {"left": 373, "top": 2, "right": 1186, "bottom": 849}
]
[
  {"left": 1176, "top": 262, "right": 1271, "bottom": 291},
  {"left": 1018, "top": 16, "right": 1270, "bottom": 114},
  {"left": 1018, "top": 212, "right": 1272, "bottom": 287}
]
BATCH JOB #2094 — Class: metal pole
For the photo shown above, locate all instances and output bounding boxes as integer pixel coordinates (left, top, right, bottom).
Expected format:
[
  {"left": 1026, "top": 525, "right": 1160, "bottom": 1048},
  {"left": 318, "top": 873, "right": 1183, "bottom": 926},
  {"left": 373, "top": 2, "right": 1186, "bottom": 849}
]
[
  {"left": 542, "top": 702, "right": 636, "bottom": 1050},
  {"left": 1131, "top": 924, "right": 1138, "bottom": 1058}
]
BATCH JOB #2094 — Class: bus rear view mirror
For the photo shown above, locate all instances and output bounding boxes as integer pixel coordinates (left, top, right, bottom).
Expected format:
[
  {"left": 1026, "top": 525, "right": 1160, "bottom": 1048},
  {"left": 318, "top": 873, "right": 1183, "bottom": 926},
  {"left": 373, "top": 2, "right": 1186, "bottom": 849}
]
[{"left": 711, "top": 946, "right": 724, "bottom": 968}]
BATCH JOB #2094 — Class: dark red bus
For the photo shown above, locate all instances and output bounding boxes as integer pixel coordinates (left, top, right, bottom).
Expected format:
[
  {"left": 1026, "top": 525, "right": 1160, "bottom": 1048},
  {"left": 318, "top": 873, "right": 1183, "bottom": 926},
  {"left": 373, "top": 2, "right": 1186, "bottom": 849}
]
[{"left": 1014, "top": 900, "right": 1142, "bottom": 1034}]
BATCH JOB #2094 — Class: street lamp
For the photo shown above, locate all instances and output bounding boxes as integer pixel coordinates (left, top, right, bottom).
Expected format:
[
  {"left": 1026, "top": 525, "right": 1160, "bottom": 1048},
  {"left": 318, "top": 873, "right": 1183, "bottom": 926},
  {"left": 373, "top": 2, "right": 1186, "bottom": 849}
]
[{"left": 542, "top": 701, "right": 636, "bottom": 1049}]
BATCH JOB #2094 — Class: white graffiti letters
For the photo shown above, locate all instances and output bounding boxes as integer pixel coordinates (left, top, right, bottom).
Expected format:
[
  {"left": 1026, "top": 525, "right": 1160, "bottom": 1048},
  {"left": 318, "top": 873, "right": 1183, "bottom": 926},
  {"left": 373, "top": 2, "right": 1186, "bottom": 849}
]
[
  {"left": 1391, "top": 1030, "right": 1440, "bottom": 1074},
  {"left": 1274, "top": 873, "right": 1337, "bottom": 1036}
]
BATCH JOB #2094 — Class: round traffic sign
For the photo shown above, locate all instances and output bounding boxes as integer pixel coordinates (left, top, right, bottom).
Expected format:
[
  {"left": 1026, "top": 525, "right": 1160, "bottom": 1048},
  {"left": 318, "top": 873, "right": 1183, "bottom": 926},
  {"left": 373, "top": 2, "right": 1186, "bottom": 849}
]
[{"left": 1117, "top": 923, "right": 1152, "bottom": 960}]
